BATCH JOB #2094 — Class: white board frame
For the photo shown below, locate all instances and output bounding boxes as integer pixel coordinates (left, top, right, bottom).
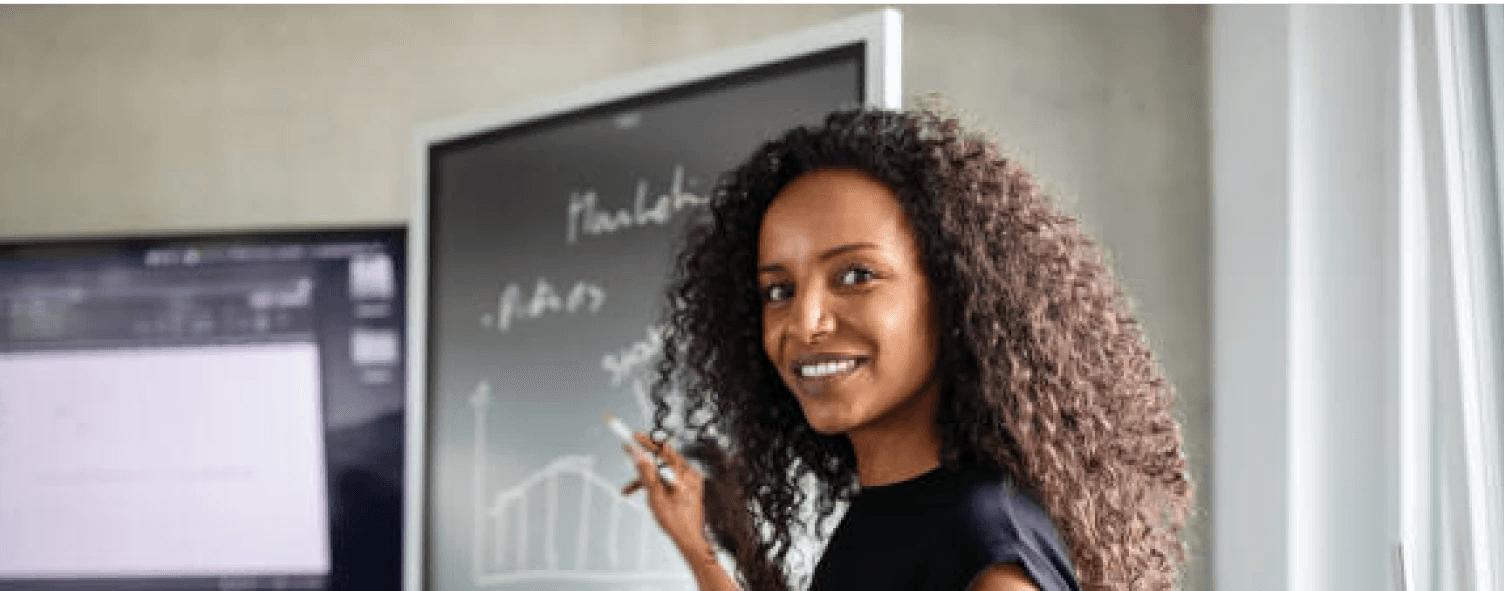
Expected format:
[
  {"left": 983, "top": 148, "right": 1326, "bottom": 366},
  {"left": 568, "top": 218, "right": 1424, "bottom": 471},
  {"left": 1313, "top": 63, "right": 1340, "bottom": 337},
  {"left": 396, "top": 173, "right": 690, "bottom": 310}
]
[{"left": 404, "top": 9, "right": 901, "bottom": 591}]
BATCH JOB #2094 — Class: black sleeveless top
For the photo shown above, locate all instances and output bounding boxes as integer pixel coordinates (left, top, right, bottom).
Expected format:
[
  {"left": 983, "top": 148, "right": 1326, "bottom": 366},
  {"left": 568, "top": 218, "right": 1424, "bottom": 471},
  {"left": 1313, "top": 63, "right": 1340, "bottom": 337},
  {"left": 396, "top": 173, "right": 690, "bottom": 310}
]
[{"left": 809, "top": 465, "right": 1080, "bottom": 591}]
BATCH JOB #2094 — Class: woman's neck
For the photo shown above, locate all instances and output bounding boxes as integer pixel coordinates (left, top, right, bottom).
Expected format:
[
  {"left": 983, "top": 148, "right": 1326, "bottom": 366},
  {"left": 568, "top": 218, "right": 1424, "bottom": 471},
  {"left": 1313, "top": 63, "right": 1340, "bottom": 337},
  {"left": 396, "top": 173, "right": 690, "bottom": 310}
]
[
  {"left": 847, "top": 384, "right": 943, "bottom": 487},
  {"left": 850, "top": 430, "right": 941, "bottom": 487}
]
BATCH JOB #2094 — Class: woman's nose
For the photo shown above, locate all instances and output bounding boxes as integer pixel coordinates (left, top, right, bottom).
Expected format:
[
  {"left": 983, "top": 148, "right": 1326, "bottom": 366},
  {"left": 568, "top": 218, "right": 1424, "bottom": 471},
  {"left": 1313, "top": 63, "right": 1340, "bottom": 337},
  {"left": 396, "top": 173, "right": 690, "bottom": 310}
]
[{"left": 794, "top": 289, "right": 836, "bottom": 342}]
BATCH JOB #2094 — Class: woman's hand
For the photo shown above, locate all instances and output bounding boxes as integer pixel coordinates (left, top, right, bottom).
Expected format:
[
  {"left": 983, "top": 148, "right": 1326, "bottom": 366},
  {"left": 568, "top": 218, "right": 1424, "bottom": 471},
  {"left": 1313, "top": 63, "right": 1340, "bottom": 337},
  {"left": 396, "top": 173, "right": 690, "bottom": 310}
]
[
  {"left": 621, "top": 433, "right": 744, "bottom": 591},
  {"left": 621, "top": 433, "right": 712, "bottom": 559}
]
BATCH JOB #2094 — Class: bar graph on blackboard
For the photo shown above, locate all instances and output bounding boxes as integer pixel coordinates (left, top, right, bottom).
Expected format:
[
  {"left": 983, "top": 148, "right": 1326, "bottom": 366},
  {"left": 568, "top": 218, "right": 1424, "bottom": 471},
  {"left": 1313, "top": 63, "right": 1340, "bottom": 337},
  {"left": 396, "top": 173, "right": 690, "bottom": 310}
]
[{"left": 469, "top": 381, "right": 691, "bottom": 586}]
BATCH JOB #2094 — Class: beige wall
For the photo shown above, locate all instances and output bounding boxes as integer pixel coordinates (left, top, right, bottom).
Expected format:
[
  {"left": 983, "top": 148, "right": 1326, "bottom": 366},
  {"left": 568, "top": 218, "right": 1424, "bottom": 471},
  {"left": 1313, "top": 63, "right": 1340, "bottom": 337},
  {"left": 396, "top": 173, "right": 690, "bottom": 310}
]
[{"left": 0, "top": 5, "right": 1210, "bottom": 590}]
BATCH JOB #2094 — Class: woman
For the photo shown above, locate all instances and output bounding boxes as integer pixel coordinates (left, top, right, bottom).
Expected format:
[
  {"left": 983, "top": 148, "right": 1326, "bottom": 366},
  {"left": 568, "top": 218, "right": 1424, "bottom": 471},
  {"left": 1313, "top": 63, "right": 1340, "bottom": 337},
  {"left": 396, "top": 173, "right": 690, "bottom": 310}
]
[{"left": 622, "top": 108, "right": 1193, "bottom": 591}]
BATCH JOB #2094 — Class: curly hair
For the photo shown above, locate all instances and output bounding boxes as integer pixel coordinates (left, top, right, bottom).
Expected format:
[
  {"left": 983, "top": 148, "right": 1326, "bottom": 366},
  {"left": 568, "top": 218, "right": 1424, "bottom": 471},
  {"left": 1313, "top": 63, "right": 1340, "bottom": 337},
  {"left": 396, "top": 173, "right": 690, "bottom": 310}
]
[{"left": 650, "top": 108, "right": 1193, "bottom": 591}]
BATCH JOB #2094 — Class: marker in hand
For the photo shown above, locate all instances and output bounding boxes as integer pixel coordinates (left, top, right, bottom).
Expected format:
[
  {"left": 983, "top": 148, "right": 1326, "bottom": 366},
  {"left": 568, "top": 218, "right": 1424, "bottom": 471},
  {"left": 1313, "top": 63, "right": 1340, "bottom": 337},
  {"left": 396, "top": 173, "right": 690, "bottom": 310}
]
[{"left": 604, "top": 414, "right": 677, "bottom": 486}]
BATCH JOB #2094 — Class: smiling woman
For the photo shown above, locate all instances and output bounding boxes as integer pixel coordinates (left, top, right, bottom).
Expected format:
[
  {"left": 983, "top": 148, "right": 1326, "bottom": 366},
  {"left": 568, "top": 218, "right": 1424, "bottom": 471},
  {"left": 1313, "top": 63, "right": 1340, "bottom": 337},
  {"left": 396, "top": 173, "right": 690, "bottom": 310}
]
[
  {"left": 758, "top": 169, "right": 943, "bottom": 462},
  {"left": 622, "top": 109, "right": 1193, "bottom": 591}
]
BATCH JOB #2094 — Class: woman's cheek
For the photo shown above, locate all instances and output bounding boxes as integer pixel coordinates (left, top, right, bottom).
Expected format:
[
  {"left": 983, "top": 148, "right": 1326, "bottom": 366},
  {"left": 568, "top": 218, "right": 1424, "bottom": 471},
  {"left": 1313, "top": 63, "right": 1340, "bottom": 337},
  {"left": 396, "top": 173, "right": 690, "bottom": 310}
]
[{"left": 761, "top": 315, "right": 782, "bottom": 370}]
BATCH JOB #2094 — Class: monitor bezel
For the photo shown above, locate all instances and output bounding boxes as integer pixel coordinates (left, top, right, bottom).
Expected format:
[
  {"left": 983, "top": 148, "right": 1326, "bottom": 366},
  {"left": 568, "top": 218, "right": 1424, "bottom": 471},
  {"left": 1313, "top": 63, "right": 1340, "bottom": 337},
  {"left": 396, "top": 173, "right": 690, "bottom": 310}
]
[{"left": 0, "top": 225, "right": 406, "bottom": 256}]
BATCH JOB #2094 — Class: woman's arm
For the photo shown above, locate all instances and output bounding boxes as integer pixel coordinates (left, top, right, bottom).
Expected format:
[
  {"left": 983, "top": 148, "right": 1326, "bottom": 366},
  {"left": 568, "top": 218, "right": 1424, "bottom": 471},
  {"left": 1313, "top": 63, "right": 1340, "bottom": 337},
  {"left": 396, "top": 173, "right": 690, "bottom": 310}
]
[
  {"left": 967, "top": 563, "right": 1042, "bottom": 591},
  {"left": 623, "top": 433, "right": 744, "bottom": 591}
]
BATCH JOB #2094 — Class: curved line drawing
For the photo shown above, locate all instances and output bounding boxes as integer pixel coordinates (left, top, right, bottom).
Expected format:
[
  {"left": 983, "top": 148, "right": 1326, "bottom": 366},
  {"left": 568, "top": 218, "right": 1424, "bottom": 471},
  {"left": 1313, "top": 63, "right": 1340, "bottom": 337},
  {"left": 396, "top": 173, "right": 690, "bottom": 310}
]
[{"left": 470, "top": 381, "right": 690, "bottom": 586}]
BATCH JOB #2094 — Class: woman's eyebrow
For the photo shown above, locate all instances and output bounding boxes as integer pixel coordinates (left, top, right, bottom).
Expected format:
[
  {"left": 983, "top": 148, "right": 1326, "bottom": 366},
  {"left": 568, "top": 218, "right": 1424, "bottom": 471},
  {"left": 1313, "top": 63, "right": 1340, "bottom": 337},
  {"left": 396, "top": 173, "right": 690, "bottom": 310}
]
[
  {"left": 757, "top": 243, "right": 880, "bottom": 274},
  {"left": 818, "top": 242, "right": 879, "bottom": 261}
]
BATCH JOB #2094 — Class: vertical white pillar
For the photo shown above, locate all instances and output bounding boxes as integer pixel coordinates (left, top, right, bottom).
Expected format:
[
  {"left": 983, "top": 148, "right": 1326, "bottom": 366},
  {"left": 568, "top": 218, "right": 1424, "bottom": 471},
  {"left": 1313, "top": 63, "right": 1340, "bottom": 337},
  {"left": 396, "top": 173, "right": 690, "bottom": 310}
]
[{"left": 1213, "top": 5, "right": 1404, "bottom": 591}]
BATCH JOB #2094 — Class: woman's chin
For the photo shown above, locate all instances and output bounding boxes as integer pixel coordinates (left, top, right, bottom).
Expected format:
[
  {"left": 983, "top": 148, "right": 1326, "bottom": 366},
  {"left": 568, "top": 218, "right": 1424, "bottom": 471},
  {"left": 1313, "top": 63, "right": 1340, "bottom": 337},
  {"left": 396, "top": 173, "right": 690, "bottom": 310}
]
[
  {"left": 805, "top": 420, "right": 847, "bottom": 436},
  {"left": 798, "top": 405, "right": 857, "bottom": 436}
]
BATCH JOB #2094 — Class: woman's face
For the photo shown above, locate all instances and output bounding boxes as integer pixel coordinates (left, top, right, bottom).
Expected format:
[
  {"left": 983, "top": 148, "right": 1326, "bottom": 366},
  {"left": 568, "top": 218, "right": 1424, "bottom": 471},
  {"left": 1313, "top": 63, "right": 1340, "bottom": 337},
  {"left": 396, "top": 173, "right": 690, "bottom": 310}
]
[{"left": 757, "top": 168, "right": 942, "bottom": 437}]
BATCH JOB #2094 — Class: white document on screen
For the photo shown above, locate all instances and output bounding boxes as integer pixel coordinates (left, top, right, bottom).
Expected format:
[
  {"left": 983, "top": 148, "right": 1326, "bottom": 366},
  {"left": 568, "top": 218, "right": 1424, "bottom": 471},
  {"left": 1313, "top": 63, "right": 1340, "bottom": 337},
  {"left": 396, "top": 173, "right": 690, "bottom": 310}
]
[{"left": 0, "top": 342, "right": 330, "bottom": 578}]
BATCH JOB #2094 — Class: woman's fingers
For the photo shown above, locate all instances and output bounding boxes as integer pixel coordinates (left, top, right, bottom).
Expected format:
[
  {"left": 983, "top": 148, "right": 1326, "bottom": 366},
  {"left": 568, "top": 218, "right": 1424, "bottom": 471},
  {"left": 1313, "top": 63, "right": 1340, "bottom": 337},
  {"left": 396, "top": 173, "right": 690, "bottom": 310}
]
[
  {"left": 618, "top": 443, "right": 659, "bottom": 499},
  {"left": 633, "top": 432, "right": 660, "bottom": 454},
  {"left": 621, "top": 479, "right": 643, "bottom": 496},
  {"left": 629, "top": 434, "right": 678, "bottom": 489},
  {"left": 633, "top": 433, "right": 695, "bottom": 474},
  {"left": 623, "top": 432, "right": 706, "bottom": 498},
  {"left": 655, "top": 437, "right": 690, "bottom": 472},
  {"left": 627, "top": 444, "right": 660, "bottom": 487}
]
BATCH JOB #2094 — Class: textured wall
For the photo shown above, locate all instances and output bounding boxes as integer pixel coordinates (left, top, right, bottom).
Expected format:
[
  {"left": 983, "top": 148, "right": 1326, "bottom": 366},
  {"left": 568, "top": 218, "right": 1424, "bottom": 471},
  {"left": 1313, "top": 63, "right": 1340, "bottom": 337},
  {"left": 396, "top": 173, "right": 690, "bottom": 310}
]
[{"left": 0, "top": 5, "right": 1210, "bottom": 590}]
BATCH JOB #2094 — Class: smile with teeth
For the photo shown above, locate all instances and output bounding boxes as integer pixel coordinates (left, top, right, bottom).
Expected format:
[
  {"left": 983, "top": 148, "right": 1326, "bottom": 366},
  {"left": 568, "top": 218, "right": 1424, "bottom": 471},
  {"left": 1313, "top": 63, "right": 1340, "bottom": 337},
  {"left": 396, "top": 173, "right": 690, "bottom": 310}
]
[{"left": 798, "top": 359, "right": 863, "bottom": 378}]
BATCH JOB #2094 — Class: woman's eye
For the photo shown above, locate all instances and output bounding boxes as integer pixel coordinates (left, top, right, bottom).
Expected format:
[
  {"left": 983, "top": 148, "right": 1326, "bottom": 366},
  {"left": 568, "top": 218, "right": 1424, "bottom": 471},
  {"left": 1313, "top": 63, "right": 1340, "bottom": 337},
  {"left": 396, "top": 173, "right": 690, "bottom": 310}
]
[
  {"left": 762, "top": 283, "right": 793, "bottom": 303},
  {"left": 837, "top": 266, "right": 875, "bottom": 286}
]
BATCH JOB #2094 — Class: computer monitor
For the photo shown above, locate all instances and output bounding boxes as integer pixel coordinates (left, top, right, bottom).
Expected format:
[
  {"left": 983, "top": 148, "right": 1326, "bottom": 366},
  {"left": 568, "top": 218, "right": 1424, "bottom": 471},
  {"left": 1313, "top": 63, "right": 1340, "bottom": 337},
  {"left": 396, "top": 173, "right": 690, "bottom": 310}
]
[{"left": 0, "top": 227, "right": 406, "bottom": 591}]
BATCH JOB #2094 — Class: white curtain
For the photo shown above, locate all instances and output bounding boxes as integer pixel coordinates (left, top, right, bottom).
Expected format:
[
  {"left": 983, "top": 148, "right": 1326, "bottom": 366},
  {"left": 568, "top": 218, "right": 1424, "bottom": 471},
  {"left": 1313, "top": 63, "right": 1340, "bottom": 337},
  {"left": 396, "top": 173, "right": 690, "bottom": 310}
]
[{"left": 1404, "top": 5, "right": 1504, "bottom": 591}]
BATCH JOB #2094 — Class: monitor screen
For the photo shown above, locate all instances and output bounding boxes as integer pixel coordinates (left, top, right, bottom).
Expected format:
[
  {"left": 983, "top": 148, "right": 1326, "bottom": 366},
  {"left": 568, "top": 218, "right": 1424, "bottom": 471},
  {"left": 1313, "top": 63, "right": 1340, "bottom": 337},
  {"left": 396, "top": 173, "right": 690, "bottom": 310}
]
[{"left": 0, "top": 228, "right": 406, "bottom": 591}]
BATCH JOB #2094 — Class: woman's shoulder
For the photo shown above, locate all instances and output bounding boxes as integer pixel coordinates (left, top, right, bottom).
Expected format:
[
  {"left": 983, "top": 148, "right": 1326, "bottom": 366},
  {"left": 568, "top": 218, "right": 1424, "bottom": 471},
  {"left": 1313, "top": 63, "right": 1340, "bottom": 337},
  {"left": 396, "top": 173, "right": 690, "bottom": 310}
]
[
  {"left": 949, "top": 466, "right": 1081, "bottom": 591},
  {"left": 952, "top": 468, "right": 1042, "bottom": 522},
  {"left": 950, "top": 468, "right": 1042, "bottom": 540}
]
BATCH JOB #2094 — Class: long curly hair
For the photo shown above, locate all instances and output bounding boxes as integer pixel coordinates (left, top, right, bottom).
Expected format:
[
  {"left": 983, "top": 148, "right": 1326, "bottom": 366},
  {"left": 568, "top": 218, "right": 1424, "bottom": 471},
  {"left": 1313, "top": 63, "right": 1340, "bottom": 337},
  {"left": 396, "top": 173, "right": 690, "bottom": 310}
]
[{"left": 650, "top": 108, "right": 1192, "bottom": 591}]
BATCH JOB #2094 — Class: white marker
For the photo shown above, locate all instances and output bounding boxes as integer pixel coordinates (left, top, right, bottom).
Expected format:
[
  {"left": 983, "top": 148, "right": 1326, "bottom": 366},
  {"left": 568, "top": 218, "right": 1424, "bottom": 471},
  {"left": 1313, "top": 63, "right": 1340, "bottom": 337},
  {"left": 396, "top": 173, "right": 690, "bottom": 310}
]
[{"left": 604, "top": 414, "right": 677, "bottom": 485}]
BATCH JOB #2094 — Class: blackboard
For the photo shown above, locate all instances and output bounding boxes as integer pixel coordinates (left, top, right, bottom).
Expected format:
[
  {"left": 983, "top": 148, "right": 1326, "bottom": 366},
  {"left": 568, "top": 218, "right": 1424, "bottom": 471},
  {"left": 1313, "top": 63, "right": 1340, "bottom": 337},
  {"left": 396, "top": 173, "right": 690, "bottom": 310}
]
[{"left": 409, "top": 11, "right": 900, "bottom": 591}]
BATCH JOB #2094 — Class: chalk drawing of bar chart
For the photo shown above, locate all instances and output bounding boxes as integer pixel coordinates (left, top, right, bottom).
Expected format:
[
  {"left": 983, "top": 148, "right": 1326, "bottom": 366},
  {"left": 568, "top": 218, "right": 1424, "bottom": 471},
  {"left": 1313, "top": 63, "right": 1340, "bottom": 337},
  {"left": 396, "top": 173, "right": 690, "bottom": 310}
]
[{"left": 469, "top": 381, "right": 691, "bottom": 587}]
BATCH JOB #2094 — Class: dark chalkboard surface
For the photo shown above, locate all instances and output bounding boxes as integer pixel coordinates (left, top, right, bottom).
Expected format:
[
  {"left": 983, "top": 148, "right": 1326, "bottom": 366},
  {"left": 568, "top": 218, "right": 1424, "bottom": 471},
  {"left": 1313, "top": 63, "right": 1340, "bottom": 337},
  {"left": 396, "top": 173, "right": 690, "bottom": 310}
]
[{"left": 410, "top": 11, "right": 900, "bottom": 591}]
